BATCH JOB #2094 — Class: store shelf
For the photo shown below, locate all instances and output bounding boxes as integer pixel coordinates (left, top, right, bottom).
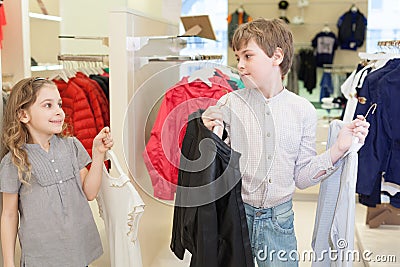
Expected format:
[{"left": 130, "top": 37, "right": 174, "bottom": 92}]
[
  {"left": 29, "top": 12, "right": 61, "bottom": 22},
  {"left": 133, "top": 36, "right": 187, "bottom": 55},
  {"left": 31, "top": 64, "right": 63, "bottom": 72}
]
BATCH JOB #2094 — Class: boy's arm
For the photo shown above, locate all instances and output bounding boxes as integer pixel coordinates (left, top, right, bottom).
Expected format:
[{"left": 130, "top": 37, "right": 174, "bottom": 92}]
[
  {"left": 80, "top": 127, "right": 113, "bottom": 201},
  {"left": 1, "top": 193, "right": 18, "bottom": 267}
]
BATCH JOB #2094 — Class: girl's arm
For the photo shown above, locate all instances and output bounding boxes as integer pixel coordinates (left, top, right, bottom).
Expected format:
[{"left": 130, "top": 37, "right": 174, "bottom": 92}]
[
  {"left": 1, "top": 193, "right": 18, "bottom": 267},
  {"left": 80, "top": 127, "right": 113, "bottom": 201}
]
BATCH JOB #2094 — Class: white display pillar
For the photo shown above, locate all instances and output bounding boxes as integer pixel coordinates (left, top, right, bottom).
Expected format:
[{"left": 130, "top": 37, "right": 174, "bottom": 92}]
[
  {"left": 1, "top": 0, "right": 31, "bottom": 83},
  {"left": 109, "top": 8, "right": 135, "bottom": 174}
]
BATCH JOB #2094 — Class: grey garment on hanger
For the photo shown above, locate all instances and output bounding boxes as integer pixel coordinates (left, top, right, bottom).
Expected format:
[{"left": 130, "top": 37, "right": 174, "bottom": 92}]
[{"left": 312, "top": 120, "right": 363, "bottom": 267}]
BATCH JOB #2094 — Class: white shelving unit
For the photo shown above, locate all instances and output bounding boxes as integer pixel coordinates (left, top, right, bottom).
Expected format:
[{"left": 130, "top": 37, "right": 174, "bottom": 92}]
[
  {"left": 2, "top": 1, "right": 61, "bottom": 83},
  {"left": 28, "top": 12, "right": 61, "bottom": 21},
  {"left": 29, "top": 9, "right": 61, "bottom": 71}
]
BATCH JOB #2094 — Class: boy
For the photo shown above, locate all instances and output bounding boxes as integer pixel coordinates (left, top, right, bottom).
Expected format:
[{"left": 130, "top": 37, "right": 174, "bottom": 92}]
[{"left": 202, "top": 18, "right": 369, "bottom": 266}]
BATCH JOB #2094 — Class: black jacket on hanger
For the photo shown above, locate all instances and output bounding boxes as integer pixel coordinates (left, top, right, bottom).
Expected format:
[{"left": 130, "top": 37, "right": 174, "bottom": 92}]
[{"left": 170, "top": 110, "right": 253, "bottom": 267}]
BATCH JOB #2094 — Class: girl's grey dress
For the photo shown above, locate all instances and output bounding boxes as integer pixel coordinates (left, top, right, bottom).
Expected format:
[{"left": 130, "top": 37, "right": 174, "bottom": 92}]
[{"left": 0, "top": 136, "right": 103, "bottom": 266}]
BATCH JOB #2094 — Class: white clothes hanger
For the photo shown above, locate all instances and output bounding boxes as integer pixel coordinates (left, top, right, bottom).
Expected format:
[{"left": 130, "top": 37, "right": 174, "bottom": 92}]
[
  {"left": 187, "top": 67, "right": 215, "bottom": 87},
  {"left": 49, "top": 70, "right": 69, "bottom": 83},
  {"left": 322, "top": 24, "right": 331, "bottom": 33},
  {"left": 350, "top": 4, "right": 358, "bottom": 13}
]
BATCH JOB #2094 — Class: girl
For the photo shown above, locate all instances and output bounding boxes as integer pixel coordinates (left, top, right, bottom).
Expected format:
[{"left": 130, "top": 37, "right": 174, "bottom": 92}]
[{"left": 0, "top": 77, "right": 113, "bottom": 267}]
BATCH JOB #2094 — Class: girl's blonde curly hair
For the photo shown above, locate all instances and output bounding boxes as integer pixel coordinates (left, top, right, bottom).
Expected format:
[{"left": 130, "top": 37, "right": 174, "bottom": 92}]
[{"left": 1, "top": 77, "right": 68, "bottom": 184}]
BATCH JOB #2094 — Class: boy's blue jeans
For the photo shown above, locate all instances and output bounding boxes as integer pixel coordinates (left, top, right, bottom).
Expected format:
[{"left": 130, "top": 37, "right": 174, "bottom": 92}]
[{"left": 244, "top": 200, "right": 298, "bottom": 267}]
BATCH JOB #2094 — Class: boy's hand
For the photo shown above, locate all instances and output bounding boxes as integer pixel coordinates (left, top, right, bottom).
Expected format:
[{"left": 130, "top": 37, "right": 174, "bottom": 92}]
[
  {"left": 93, "top": 127, "right": 114, "bottom": 155},
  {"left": 202, "top": 106, "right": 224, "bottom": 131},
  {"left": 332, "top": 115, "right": 370, "bottom": 161}
]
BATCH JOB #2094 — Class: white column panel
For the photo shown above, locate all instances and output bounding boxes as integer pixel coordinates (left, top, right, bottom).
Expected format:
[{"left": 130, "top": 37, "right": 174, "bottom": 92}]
[{"left": 1, "top": 0, "right": 31, "bottom": 83}]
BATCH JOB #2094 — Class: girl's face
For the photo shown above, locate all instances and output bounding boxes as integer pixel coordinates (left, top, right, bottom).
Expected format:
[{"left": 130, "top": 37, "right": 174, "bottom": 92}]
[{"left": 21, "top": 84, "right": 65, "bottom": 141}]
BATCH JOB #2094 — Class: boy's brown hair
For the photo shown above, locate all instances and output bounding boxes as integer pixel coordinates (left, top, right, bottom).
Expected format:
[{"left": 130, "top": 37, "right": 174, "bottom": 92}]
[{"left": 232, "top": 18, "right": 294, "bottom": 77}]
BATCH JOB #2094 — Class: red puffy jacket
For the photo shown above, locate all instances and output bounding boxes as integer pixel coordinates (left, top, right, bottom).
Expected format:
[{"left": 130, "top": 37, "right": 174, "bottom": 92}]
[
  {"left": 54, "top": 79, "right": 98, "bottom": 157},
  {"left": 143, "top": 75, "right": 233, "bottom": 200},
  {"left": 75, "top": 72, "right": 110, "bottom": 127}
]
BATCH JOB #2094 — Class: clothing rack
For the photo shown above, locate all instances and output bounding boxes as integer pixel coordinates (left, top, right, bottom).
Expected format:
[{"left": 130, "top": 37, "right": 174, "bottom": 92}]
[
  {"left": 57, "top": 54, "right": 109, "bottom": 64},
  {"left": 377, "top": 40, "right": 400, "bottom": 47},
  {"left": 352, "top": 41, "right": 400, "bottom": 227},
  {"left": 147, "top": 54, "right": 222, "bottom": 62},
  {"left": 229, "top": 0, "right": 366, "bottom": 5},
  {"left": 359, "top": 40, "right": 400, "bottom": 60},
  {"left": 136, "top": 54, "right": 223, "bottom": 69},
  {"left": 322, "top": 64, "right": 354, "bottom": 74}
]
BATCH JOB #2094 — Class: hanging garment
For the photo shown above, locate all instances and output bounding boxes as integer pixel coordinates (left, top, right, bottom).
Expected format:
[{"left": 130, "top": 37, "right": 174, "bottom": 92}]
[
  {"left": 90, "top": 74, "right": 110, "bottom": 100},
  {"left": 53, "top": 79, "right": 98, "bottom": 156},
  {"left": 337, "top": 9, "right": 367, "bottom": 50},
  {"left": 298, "top": 48, "right": 317, "bottom": 93},
  {"left": 355, "top": 59, "right": 400, "bottom": 207},
  {"left": 340, "top": 63, "right": 373, "bottom": 122},
  {"left": 214, "top": 68, "right": 244, "bottom": 90},
  {"left": 70, "top": 75, "right": 105, "bottom": 132},
  {"left": 312, "top": 120, "right": 363, "bottom": 267},
  {"left": 143, "top": 75, "right": 233, "bottom": 200},
  {"left": 227, "top": 9, "right": 252, "bottom": 47},
  {"left": 170, "top": 110, "right": 253, "bottom": 267},
  {"left": 311, "top": 31, "right": 338, "bottom": 67},
  {"left": 0, "top": 2, "right": 6, "bottom": 49},
  {"left": 96, "top": 150, "right": 145, "bottom": 267},
  {"left": 74, "top": 72, "right": 110, "bottom": 127},
  {"left": 319, "top": 72, "right": 333, "bottom": 101}
]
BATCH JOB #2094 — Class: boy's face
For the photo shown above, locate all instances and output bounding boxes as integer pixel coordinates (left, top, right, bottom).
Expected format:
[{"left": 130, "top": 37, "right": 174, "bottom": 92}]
[{"left": 234, "top": 39, "right": 282, "bottom": 90}]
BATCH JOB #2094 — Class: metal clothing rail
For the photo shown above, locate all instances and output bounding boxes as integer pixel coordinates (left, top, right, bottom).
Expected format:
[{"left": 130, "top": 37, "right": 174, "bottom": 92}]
[
  {"left": 137, "top": 54, "right": 223, "bottom": 69},
  {"left": 377, "top": 40, "right": 400, "bottom": 47},
  {"left": 57, "top": 54, "right": 109, "bottom": 64},
  {"left": 229, "top": 0, "right": 366, "bottom": 6},
  {"left": 147, "top": 54, "right": 222, "bottom": 62},
  {"left": 322, "top": 64, "right": 354, "bottom": 74},
  {"left": 193, "top": 54, "right": 223, "bottom": 60}
]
